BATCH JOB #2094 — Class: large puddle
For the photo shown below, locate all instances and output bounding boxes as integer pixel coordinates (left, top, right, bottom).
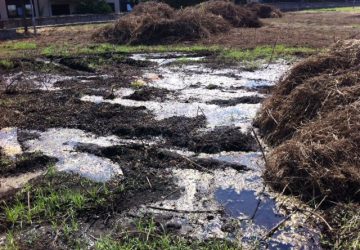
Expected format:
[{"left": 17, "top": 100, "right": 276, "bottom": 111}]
[
  {"left": 0, "top": 53, "right": 321, "bottom": 248},
  {"left": 81, "top": 55, "right": 287, "bottom": 130}
]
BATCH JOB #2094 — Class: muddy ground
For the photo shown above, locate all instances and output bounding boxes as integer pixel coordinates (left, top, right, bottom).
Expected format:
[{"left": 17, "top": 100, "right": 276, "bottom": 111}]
[{"left": 0, "top": 50, "right": 326, "bottom": 249}]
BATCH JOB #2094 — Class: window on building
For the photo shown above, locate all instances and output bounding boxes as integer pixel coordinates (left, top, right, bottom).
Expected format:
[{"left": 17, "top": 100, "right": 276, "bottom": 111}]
[
  {"left": 7, "top": 5, "right": 18, "bottom": 18},
  {"left": 25, "top": 4, "right": 33, "bottom": 16},
  {"left": 6, "top": 1, "right": 34, "bottom": 18}
]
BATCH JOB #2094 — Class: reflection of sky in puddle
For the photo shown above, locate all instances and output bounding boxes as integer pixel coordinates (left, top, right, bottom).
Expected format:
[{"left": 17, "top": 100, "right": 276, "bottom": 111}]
[
  {"left": 267, "top": 240, "right": 293, "bottom": 250},
  {"left": 215, "top": 189, "right": 284, "bottom": 230},
  {"left": 81, "top": 95, "right": 259, "bottom": 129},
  {"left": 24, "top": 128, "right": 124, "bottom": 182}
]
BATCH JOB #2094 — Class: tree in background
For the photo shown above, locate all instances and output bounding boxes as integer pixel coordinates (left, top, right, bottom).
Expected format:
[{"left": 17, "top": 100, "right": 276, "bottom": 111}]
[{"left": 76, "top": 0, "right": 113, "bottom": 14}]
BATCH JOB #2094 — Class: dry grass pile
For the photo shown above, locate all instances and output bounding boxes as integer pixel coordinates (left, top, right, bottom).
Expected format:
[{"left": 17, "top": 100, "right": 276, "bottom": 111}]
[
  {"left": 99, "top": 8, "right": 229, "bottom": 44},
  {"left": 97, "top": 0, "right": 261, "bottom": 44},
  {"left": 245, "top": 2, "right": 282, "bottom": 18},
  {"left": 131, "top": 1, "right": 175, "bottom": 19},
  {"left": 198, "top": 0, "right": 262, "bottom": 27},
  {"left": 255, "top": 40, "right": 360, "bottom": 202}
]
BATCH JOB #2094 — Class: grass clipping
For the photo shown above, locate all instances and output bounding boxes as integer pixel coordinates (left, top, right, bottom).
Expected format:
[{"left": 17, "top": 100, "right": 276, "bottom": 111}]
[
  {"left": 97, "top": 0, "right": 262, "bottom": 44},
  {"left": 255, "top": 40, "right": 360, "bottom": 202}
]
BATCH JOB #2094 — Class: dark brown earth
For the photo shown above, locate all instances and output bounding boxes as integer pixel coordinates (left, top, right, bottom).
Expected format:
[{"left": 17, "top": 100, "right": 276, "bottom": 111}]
[
  {"left": 207, "top": 96, "right": 264, "bottom": 106},
  {"left": 0, "top": 152, "right": 56, "bottom": 177},
  {"left": 123, "top": 86, "right": 173, "bottom": 102}
]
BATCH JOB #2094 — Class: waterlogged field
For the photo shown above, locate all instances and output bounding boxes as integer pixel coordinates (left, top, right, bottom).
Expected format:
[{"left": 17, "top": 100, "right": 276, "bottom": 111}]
[
  {"left": 0, "top": 8, "right": 359, "bottom": 249},
  {"left": 0, "top": 42, "right": 325, "bottom": 249}
]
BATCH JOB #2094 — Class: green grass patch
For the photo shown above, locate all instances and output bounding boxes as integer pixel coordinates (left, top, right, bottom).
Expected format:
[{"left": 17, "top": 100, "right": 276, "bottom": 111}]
[
  {"left": 1, "top": 168, "right": 240, "bottom": 249},
  {"left": 40, "top": 43, "right": 221, "bottom": 57},
  {"left": 1, "top": 166, "right": 116, "bottom": 229},
  {"left": 95, "top": 219, "right": 239, "bottom": 250},
  {"left": 302, "top": 6, "right": 360, "bottom": 13},
  {"left": 1, "top": 41, "right": 37, "bottom": 51},
  {"left": 0, "top": 59, "right": 14, "bottom": 70},
  {"left": 221, "top": 45, "right": 315, "bottom": 62}
]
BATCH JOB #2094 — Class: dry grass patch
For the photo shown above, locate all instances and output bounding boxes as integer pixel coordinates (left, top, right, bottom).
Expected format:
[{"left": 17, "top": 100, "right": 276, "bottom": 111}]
[
  {"left": 96, "top": 0, "right": 261, "bottom": 44},
  {"left": 255, "top": 40, "right": 360, "bottom": 202}
]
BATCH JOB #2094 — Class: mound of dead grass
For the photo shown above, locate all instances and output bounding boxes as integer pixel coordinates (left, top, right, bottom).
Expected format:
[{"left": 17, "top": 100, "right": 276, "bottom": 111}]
[
  {"left": 97, "top": 0, "right": 261, "bottom": 44},
  {"left": 198, "top": 0, "right": 262, "bottom": 27},
  {"left": 245, "top": 3, "right": 282, "bottom": 18},
  {"left": 131, "top": 1, "right": 175, "bottom": 19},
  {"left": 255, "top": 40, "right": 360, "bottom": 202}
]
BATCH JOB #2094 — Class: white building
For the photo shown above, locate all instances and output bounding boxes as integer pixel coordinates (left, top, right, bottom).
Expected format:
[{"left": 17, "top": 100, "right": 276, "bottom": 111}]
[{"left": 0, "top": 0, "right": 122, "bottom": 21}]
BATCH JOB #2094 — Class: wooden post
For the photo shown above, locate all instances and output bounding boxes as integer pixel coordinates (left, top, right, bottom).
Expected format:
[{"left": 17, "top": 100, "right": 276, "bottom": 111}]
[
  {"left": 30, "top": 0, "right": 37, "bottom": 35},
  {"left": 21, "top": 0, "right": 28, "bottom": 33}
]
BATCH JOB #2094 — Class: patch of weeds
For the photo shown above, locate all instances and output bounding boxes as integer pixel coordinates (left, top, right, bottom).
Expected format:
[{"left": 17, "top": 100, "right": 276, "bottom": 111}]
[
  {"left": 41, "top": 43, "right": 220, "bottom": 58},
  {"left": 81, "top": 43, "right": 221, "bottom": 55},
  {"left": 4, "top": 231, "right": 18, "bottom": 250},
  {"left": 0, "top": 59, "right": 15, "bottom": 70},
  {"left": 171, "top": 57, "right": 204, "bottom": 65},
  {"left": 41, "top": 45, "right": 71, "bottom": 57},
  {"left": 243, "top": 61, "right": 261, "bottom": 71},
  {"left": 322, "top": 203, "right": 360, "bottom": 250},
  {"left": 1, "top": 42, "right": 37, "bottom": 51},
  {"left": 95, "top": 218, "right": 239, "bottom": 250},
  {"left": 130, "top": 80, "right": 146, "bottom": 89},
  {"left": 0, "top": 171, "right": 113, "bottom": 230},
  {"left": 220, "top": 45, "right": 315, "bottom": 62}
]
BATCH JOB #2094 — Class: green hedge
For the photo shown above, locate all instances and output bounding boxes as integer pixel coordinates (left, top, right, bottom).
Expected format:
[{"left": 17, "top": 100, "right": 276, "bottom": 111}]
[{"left": 76, "top": 0, "right": 113, "bottom": 14}]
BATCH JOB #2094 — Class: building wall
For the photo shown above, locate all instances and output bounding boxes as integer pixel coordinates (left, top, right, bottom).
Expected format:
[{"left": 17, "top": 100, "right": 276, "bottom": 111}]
[
  {"left": 38, "top": 0, "right": 51, "bottom": 16},
  {"left": 0, "top": 0, "right": 8, "bottom": 20},
  {"left": 0, "top": 0, "right": 120, "bottom": 20}
]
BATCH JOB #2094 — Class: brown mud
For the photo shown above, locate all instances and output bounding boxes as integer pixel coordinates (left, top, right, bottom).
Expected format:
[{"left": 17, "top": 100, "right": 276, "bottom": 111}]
[{"left": 207, "top": 95, "right": 264, "bottom": 106}]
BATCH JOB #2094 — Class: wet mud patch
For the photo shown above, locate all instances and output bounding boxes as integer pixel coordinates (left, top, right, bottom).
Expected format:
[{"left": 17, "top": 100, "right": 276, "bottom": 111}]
[
  {"left": 59, "top": 57, "right": 96, "bottom": 72},
  {"left": 55, "top": 53, "right": 154, "bottom": 72},
  {"left": 0, "top": 165, "right": 176, "bottom": 235},
  {"left": 0, "top": 58, "right": 76, "bottom": 76},
  {"left": 112, "top": 115, "right": 206, "bottom": 140},
  {"left": 53, "top": 77, "right": 131, "bottom": 97},
  {"left": 0, "top": 52, "right": 324, "bottom": 248},
  {"left": 75, "top": 143, "right": 248, "bottom": 173},
  {"left": 123, "top": 86, "right": 173, "bottom": 102},
  {"left": 0, "top": 90, "right": 152, "bottom": 136},
  {"left": 168, "top": 126, "right": 258, "bottom": 154},
  {"left": 0, "top": 151, "right": 56, "bottom": 177},
  {"left": 207, "top": 95, "right": 264, "bottom": 106}
]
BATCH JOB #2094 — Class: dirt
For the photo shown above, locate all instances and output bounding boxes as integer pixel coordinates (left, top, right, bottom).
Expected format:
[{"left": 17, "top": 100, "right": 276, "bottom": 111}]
[
  {"left": 0, "top": 51, "right": 324, "bottom": 249},
  {"left": 169, "top": 126, "right": 258, "bottom": 154},
  {"left": 0, "top": 152, "right": 56, "bottom": 177},
  {"left": 123, "top": 86, "right": 173, "bottom": 102},
  {"left": 76, "top": 143, "right": 249, "bottom": 173},
  {"left": 207, "top": 95, "right": 264, "bottom": 106}
]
